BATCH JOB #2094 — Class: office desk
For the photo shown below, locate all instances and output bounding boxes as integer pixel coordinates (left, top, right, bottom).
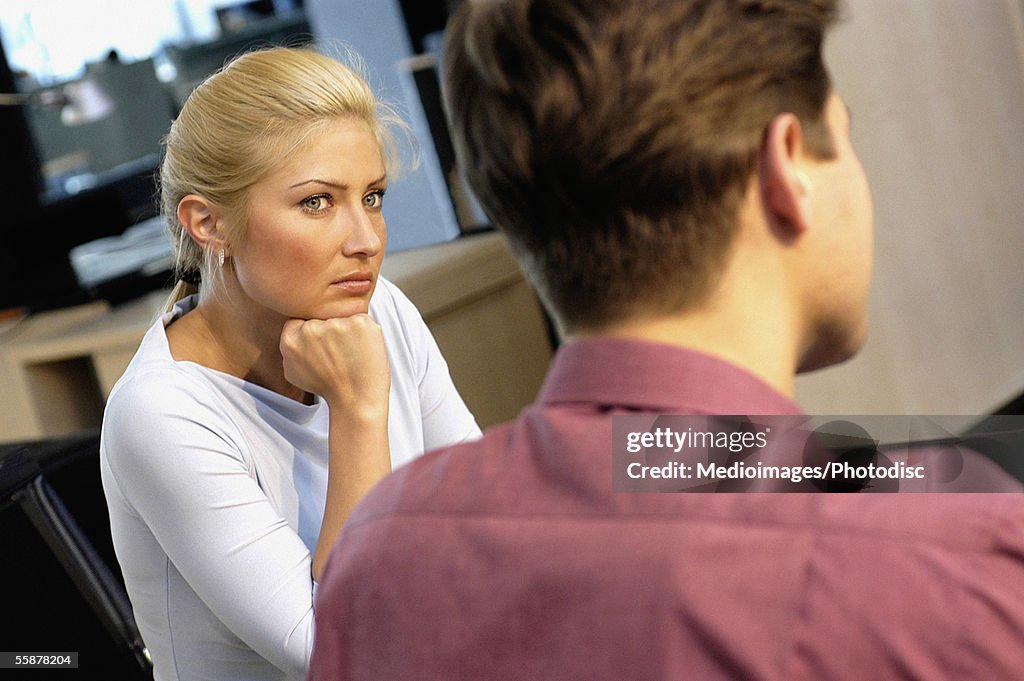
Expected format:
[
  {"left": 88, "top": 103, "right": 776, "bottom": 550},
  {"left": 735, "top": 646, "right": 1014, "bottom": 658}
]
[{"left": 0, "top": 231, "right": 552, "bottom": 443}]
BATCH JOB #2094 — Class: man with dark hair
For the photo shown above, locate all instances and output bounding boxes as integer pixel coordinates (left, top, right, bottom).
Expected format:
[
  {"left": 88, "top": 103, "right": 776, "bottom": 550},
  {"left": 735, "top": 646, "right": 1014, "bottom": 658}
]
[{"left": 308, "top": 1, "right": 1024, "bottom": 679}]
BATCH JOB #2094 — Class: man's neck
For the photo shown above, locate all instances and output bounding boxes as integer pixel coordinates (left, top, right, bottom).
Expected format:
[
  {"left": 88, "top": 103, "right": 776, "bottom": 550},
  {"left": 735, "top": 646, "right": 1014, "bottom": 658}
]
[{"left": 574, "top": 274, "right": 803, "bottom": 399}]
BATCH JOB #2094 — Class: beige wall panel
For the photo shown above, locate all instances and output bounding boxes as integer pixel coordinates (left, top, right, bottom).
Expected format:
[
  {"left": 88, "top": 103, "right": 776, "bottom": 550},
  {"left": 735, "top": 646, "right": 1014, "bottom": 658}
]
[
  {"left": 428, "top": 280, "right": 551, "bottom": 429},
  {"left": 796, "top": 0, "right": 1024, "bottom": 414}
]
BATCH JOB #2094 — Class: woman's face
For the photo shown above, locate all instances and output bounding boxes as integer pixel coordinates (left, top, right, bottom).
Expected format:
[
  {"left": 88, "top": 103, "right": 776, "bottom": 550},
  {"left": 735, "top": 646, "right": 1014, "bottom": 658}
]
[{"left": 230, "top": 119, "right": 388, "bottom": 322}]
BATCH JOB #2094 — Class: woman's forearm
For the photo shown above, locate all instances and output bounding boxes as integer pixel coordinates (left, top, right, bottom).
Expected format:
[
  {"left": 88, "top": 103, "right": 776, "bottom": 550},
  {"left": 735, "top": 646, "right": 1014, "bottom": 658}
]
[
  {"left": 312, "top": 404, "right": 391, "bottom": 581},
  {"left": 278, "top": 314, "right": 393, "bottom": 581}
]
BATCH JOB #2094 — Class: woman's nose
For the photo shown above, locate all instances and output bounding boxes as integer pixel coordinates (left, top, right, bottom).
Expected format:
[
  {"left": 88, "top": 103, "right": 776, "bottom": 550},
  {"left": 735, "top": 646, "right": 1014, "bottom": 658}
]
[{"left": 341, "top": 208, "right": 383, "bottom": 257}]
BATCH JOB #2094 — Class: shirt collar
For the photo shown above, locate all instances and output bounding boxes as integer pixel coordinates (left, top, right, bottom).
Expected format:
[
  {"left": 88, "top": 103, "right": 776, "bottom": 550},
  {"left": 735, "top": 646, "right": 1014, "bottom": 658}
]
[{"left": 537, "top": 337, "right": 803, "bottom": 416}]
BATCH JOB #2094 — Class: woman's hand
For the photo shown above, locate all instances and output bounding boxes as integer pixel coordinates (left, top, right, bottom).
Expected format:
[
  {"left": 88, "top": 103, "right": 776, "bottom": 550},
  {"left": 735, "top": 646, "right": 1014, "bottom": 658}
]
[{"left": 279, "top": 315, "right": 391, "bottom": 413}]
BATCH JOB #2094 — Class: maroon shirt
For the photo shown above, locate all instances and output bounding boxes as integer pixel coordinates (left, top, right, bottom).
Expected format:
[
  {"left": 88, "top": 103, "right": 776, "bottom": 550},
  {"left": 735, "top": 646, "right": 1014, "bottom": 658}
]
[{"left": 309, "top": 338, "right": 1024, "bottom": 680}]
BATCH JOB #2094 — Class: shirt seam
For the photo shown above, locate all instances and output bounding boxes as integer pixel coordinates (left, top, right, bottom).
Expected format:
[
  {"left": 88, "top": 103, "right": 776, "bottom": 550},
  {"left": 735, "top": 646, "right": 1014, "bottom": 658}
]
[
  {"left": 165, "top": 556, "right": 180, "bottom": 680},
  {"left": 343, "top": 508, "right": 999, "bottom": 553},
  {"left": 779, "top": 529, "right": 823, "bottom": 681}
]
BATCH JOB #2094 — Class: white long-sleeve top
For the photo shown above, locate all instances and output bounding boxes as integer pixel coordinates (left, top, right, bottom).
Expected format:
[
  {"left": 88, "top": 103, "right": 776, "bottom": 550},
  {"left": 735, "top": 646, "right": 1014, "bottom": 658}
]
[{"left": 100, "top": 277, "right": 480, "bottom": 680}]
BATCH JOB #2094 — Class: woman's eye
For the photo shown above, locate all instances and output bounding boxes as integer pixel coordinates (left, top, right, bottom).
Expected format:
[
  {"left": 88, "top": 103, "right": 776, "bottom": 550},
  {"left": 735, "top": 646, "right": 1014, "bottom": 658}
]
[
  {"left": 301, "top": 195, "right": 330, "bottom": 212},
  {"left": 363, "top": 191, "right": 385, "bottom": 209}
]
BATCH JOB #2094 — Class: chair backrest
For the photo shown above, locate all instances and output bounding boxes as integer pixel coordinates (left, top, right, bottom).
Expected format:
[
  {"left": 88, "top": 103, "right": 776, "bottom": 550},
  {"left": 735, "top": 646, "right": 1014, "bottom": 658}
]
[{"left": 0, "top": 432, "right": 153, "bottom": 679}]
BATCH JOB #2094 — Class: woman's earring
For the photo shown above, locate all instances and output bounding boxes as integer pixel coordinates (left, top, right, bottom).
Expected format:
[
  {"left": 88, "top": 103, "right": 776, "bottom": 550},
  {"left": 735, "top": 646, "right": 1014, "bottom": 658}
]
[{"left": 218, "top": 249, "right": 226, "bottom": 267}]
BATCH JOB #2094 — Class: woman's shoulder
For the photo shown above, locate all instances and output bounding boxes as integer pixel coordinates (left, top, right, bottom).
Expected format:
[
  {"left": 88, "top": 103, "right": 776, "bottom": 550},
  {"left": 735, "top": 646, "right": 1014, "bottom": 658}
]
[
  {"left": 370, "top": 276, "right": 419, "bottom": 319},
  {"left": 370, "top": 275, "right": 434, "bottom": 360},
  {"left": 107, "top": 313, "right": 237, "bottom": 427},
  {"left": 102, "top": 343, "right": 253, "bottom": 472},
  {"left": 105, "top": 358, "right": 221, "bottom": 434},
  {"left": 370, "top": 276, "right": 430, "bottom": 342}
]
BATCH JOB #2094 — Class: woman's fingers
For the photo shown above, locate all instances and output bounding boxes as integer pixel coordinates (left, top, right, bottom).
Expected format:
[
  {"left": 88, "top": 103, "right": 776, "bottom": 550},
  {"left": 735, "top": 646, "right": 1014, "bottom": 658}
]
[{"left": 280, "top": 315, "right": 391, "bottom": 409}]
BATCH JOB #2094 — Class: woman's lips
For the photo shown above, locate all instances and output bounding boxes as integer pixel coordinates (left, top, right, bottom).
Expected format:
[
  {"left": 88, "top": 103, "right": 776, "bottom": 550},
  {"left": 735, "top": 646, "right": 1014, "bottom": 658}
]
[{"left": 331, "top": 273, "right": 373, "bottom": 294}]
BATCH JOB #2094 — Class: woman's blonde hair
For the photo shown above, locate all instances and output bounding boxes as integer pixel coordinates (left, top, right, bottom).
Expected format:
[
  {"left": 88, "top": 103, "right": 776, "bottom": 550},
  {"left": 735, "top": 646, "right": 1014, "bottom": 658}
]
[{"left": 160, "top": 45, "right": 405, "bottom": 310}]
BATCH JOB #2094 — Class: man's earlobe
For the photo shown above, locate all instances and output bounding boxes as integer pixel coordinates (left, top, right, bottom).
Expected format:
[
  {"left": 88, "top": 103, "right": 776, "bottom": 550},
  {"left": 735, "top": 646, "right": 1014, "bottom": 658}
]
[{"left": 759, "top": 113, "right": 812, "bottom": 238}]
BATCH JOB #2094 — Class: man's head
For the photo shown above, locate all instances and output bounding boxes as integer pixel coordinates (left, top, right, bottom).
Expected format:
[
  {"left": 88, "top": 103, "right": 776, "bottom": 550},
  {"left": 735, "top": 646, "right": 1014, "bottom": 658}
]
[{"left": 444, "top": 0, "right": 868, "bottom": 363}]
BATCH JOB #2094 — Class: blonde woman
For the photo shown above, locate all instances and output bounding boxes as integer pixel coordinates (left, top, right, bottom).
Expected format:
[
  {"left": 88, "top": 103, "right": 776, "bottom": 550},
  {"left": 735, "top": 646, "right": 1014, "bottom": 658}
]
[{"left": 99, "top": 47, "right": 479, "bottom": 680}]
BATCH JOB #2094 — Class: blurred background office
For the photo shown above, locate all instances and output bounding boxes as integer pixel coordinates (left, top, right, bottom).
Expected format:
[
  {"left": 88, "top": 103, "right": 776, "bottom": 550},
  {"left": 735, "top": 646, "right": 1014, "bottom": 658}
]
[
  {"left": 2, "top": 0, "right": 1021, "bottom": 420},
  {"left": 2, "top": 0, "right": 1023, "bottom": 415},
  {"left": 0, "top": 1, "right": 1021, "bottom": 676}
]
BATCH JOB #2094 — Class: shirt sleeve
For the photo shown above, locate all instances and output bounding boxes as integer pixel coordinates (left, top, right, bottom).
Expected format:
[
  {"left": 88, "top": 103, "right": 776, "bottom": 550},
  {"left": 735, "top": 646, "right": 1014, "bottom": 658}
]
[
  {"left": 102, "top": 369, "right": 314, "bottom": 678},
  {"left": 382, "top": 278, "right": 483, "bottom": 449}
]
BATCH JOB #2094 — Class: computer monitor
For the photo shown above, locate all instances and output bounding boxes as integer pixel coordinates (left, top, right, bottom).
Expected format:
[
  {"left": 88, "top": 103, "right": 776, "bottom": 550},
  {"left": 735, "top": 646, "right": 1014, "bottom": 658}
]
[{"left": 23, "top": 57, "right": 174, "bottom": 205}]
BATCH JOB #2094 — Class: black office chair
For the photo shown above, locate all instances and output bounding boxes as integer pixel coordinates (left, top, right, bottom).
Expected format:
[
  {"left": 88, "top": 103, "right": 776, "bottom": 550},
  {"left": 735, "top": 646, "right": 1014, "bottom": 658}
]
[{"left": 0, "top": 433, "right": 152, "bottom": 679}]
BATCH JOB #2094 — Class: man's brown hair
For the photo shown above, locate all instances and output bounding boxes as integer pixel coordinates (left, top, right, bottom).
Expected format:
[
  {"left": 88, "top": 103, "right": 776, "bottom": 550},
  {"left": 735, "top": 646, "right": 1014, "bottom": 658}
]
[{"left": 443, "top": 0, "right": 839, "bottom": 333}]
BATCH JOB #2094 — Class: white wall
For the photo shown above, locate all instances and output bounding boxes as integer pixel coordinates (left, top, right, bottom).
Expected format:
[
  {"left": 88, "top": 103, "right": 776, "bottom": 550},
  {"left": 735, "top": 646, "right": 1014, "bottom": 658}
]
[{"left": 795, "top": 0, "right": 1024, "bottom": 414}]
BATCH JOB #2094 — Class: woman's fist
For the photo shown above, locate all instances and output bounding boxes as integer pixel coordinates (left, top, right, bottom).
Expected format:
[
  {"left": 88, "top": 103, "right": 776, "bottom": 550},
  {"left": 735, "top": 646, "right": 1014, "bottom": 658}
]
[{"left": 279, "top": 315, "right": 391, "bottom": 414}]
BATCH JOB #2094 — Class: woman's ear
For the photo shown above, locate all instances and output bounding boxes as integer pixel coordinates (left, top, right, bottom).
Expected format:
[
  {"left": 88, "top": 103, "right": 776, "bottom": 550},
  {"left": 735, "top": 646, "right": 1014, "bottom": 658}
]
[
  {"left": 759, "top": 113, "right": 813, "bottom": 239},
  {"left": 177, "top": 194, "right": 225, "bottom": 252}
]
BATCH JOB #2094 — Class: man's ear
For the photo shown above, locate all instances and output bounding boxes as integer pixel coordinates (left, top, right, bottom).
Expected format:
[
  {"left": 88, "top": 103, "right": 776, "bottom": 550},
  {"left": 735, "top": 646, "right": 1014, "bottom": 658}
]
[
  {"left": 177, "top": 194, "right": 225, "bottom": 252},
  {"left": 759, "top": 113, "right": 812, "bottom": 239}
]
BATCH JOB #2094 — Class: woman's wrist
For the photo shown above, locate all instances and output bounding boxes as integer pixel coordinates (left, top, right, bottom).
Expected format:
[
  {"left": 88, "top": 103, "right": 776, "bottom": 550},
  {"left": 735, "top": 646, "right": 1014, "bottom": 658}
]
[{"left": 323, "top": 394, "right": 389, "bottom": 424}]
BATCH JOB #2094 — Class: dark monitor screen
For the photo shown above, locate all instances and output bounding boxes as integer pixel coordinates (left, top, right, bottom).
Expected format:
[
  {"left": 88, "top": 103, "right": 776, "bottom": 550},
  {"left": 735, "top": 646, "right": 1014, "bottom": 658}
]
[{"left": 21, "top": 57, "right": 172, "bottom": 206}]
